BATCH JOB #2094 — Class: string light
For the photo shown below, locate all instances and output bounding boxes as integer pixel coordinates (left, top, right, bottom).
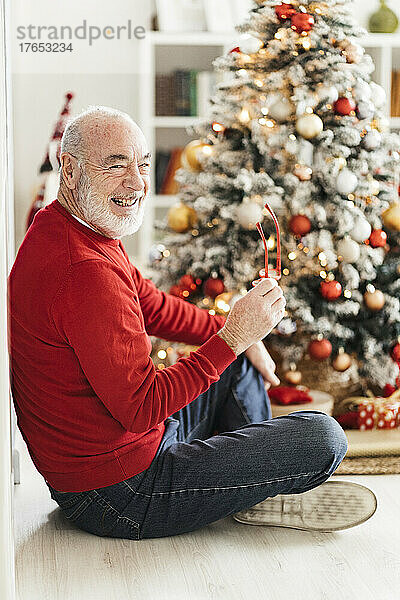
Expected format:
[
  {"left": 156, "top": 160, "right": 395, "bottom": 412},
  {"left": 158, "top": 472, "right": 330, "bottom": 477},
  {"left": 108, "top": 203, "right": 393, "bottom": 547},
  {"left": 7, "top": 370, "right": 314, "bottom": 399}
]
[
  {"left": 239, "top": 107, "right": 251, "bottom": 123},
  {"left": 320, "top": 271, "right": 327, "bottom": 278},
  {"left": 191, "top": 229, "right": 199, "bottom": 236},
  {"left": 157, "top": 350, "right": 167, "bottom": 359},
  {"left": 208, "top": 309, "right": 216, "bottom": 315},
  {"left": 163, "top": 249, "right": 170, "bottom": 257},
  {"left": 283, "top": 268, "right": 290, "bottom": 275},
  {"left": 212, "top": 121, "right": 225, "bottom": 133},
  {"left": 265, "top": 120, "right": 275, "bottom": 128},
  {"left": 261, "top": 107, "right": 269, "bottom": 115},
  {"left": 254, "top": 79, "right": 264, "bottom": 87},
  {"left": 267, "top": 235, "right": 275, "bottom": 250},
  {"left": 288, "top": 252, "right": 297, "bottom": 260},
  {"left": 344, "top": 290, "right": 352, "bottom": 298}
]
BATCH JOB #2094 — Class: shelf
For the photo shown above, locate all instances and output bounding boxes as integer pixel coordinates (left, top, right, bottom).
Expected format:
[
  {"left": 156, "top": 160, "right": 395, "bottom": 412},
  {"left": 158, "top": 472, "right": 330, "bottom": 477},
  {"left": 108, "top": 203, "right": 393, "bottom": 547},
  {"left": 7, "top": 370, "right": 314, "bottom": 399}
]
[
  {"left": 152, "top": 116, "right": 205, "bottom": 128},
  {"left": 390, "top": 117, "right": 400, "bottom": 128},
  {"left": 152, "top": 194, "right": 179, "bottom": 208},
  {"left": 360, "top": 33, "right": 400, "bottom": 48},
  {"left": 149, "top": 31, "right": 237, "bottom": 46}
]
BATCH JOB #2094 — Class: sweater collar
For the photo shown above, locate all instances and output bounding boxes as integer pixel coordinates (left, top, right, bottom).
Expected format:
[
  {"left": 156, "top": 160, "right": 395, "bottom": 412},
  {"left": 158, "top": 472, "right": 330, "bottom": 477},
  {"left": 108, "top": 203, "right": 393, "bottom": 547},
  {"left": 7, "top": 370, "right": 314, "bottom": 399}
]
[{"left": 52, "top": 199, "right": 120, "bottom": 247}]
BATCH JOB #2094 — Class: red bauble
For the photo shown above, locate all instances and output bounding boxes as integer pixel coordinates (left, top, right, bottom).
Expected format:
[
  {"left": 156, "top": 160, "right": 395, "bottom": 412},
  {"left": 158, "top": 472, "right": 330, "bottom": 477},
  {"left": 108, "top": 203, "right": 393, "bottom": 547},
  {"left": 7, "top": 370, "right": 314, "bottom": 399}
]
[
  {"left": 320, "top": 280, "right": 342, "bottom": 300},
  {"left": 369, "top": 229, "right": 387, "bottom": 248},
  {"left": 333, "top": 97, "right": 356, "bottom": 116},
  {"left": 291, "top": 12, "right": 315, "bottom": 33},
  {"left": 179, "top": 274, "right": 198, "bottom": 295},
  {"left": 203, "top": 277, "right": 225, "bottom": 299},
  {"left": 391, "top": 343, "right": 400, "bottom": 363},
  {"left": 308, "top": 339, "right": 332, "bottom": 361},
  {"left": 275, "top": 3, "right": 297, "bottom": 21},
  {"left": 169, "top": 285, "right": 185, "bottom": 298},
  {"left": 289, "top": 214, "right": 311, "bottom": 236}
]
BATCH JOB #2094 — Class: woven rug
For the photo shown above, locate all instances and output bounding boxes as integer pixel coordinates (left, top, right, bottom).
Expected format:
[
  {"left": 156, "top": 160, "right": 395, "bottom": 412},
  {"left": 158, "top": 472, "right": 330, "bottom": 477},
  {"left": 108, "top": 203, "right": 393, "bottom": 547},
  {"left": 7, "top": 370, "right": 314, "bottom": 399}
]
[{"left": 333, "top": 429, "right": 400, "bottom": 475}]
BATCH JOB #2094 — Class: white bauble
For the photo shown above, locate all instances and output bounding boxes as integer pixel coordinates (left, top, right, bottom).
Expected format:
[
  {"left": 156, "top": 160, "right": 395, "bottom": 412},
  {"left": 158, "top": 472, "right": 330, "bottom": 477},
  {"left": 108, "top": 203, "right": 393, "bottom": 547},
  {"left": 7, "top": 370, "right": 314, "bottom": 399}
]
[
  {"left": 353, "top": 79, "right": 372, "bottom": 102},
  {"left": 363, "top": 129, "right": 382, "bottom": 150},
  {"left": 357, "top": 100, "right": 375, "bottom": 120},
  {"left": 316, "top": 84, "right": 338, "bottom": 105},
  {"left": 337, "top": 237, "right": 360, "bottom": 263},
  {"left": 369, "top": 82, "right": 386, "bottom": 108},
  {"left": 351, "top": 217, "right": 372, "bottom": 242},
  {"left": 296, "top": 113, "right": 324, "bottom": 139},
  {"left": 236, "top": 201, "right": 263, "bottom": 229},
  {"left": 268, "top": 97, "right": 294, "bottom": 122},
  {"left": 239, "top": 34, "right": 263, "bottom": 54},
  {"left": 336, "top": 169, "right": 358, "bottom": 195}
]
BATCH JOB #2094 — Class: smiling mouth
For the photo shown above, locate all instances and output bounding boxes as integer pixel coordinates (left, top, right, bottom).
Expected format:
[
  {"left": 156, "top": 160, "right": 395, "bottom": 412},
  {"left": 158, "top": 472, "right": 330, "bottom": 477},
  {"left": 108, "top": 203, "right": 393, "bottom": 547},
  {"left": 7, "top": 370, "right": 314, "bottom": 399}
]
[{"left": 110, "top": 196, "right": 141, "bottom": 207}]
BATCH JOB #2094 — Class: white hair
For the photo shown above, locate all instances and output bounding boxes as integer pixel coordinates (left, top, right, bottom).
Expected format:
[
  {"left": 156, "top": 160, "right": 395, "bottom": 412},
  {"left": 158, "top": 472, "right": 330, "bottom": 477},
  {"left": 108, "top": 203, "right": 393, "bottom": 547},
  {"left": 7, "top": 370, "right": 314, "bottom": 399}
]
[{"left": 60, "top": 105, "right": 136, "bottom": 165}]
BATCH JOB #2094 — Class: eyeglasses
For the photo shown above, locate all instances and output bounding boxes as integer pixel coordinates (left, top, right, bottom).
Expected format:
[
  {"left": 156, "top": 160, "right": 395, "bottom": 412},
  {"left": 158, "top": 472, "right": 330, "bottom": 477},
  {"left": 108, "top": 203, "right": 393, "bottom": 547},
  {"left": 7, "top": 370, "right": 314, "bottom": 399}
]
[{"left": 251, "top": 201, "right": 282, "bottom": 287}]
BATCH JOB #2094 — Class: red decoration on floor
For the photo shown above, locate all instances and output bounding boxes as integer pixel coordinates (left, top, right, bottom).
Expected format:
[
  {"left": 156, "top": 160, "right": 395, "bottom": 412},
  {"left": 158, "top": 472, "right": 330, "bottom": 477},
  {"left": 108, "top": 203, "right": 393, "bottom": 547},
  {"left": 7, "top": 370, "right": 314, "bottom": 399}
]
[
  {"left": 268, "top": 386, "right": 313, "bottom": 405},
  {"left": 308, "top": 338, "right": 332, "bottom": 360},
  {"left": 369, "top": 229, "right": 387, "bottom": 248},
  {"left": 289, "top": 214, "right": 311, "bottom": 236},
  {"left": 320, "top": 280, "right": 342, "bottom": 300},
  {"left": 333, "top": 97, "right": 356, "bottom": 116},
  {"left": 275, "top": 3, "right": 297, "bottom": 21},
  {"left": 291, "top": 12, "right": 315, "bottom": 33}
]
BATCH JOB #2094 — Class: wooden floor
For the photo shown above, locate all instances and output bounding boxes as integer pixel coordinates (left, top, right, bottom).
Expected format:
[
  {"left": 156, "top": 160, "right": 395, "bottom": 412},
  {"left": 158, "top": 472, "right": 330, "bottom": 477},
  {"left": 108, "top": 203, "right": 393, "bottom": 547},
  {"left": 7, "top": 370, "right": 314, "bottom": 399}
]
[{"left": 14, "top": 429, "right": 400, "bottom": 600}]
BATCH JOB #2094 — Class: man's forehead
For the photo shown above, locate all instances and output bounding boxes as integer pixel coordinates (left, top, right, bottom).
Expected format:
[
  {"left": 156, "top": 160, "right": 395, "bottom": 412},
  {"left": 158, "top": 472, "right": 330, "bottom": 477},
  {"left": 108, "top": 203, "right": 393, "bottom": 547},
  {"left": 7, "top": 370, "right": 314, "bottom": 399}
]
[{"left": 84, "top": 118, "right": 148, "bottom": 163}]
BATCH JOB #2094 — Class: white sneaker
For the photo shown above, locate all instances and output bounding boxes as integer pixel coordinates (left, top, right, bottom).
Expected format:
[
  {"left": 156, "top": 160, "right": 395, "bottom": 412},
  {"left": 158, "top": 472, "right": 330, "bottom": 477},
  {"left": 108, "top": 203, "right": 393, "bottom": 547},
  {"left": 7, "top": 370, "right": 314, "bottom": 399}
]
[{"left": 232, "top": 481, "right": 377, "bottom": 532}]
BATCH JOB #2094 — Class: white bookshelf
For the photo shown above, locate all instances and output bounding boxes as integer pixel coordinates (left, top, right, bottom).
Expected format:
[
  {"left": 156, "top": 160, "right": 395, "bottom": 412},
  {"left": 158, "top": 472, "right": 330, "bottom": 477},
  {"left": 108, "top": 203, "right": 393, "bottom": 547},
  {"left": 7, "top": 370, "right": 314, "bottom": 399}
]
[{"left": 136, "top": 31, "right": 400, "bottom": 270}]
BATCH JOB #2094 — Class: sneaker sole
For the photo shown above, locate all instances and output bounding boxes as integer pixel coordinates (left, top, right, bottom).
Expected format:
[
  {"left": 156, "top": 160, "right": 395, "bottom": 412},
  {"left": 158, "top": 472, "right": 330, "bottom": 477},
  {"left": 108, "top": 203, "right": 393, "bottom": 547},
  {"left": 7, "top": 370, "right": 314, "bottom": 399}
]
[{"left": 232, "top": 481, "right": 377, "bottom": 532}]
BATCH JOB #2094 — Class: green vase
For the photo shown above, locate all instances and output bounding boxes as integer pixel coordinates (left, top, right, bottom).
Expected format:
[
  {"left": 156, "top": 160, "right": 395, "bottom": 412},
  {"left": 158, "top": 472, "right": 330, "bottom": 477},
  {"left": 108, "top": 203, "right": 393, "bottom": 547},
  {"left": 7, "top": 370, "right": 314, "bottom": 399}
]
[{"left": 369, "top": 0, "right": 399, "bottom": 33}]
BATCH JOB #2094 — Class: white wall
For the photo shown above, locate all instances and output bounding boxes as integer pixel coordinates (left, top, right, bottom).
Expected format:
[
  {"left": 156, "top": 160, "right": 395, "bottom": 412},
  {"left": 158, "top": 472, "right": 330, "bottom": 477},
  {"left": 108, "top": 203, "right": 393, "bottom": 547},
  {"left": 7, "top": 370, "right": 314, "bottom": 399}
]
[
  {"left": 353, "top": 0, "right": 398, "bottom": 28},
  {"left": 10, "top": 0, "right": 397, "bottom": 255}
]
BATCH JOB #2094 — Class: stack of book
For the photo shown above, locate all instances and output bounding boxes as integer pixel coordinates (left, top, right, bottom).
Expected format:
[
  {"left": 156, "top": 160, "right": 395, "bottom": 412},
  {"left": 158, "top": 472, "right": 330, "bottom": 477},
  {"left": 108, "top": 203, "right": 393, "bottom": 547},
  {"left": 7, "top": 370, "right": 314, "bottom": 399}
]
[
  {"left": 155, "top": 70, "right": 225, "bottom": 117},
  {"left": 391, "top": 70, "right": 400, "bottom": 117},
  {"left": 155, "top": 147, "right": 184, "bottom": 195}
]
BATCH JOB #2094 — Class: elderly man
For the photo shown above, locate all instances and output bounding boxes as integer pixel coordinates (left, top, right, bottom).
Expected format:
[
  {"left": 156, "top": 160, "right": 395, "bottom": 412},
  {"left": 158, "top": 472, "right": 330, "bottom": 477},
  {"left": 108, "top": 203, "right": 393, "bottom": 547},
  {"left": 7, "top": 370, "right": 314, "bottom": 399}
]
[{"left": 9, "top": 106, "right": 370, "bottom": 542}]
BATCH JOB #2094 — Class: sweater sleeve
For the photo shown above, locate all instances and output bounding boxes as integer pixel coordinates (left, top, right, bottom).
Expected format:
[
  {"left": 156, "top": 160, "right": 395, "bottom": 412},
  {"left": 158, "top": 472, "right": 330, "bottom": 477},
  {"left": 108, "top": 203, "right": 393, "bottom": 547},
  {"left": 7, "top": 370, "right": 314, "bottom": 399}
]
[
  {"left": 129, "top": 262, "right": 227, "bottom": 346},
  {"left": 51, "top": 260, "right": 236, "bottom": 434}
]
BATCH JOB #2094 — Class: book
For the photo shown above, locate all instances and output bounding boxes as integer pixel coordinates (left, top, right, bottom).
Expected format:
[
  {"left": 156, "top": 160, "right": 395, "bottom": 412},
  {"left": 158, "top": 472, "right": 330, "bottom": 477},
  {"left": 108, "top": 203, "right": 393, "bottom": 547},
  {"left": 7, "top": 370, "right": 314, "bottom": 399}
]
[{"left": 160, "top": 148, "right": 184, "bottom": 195}]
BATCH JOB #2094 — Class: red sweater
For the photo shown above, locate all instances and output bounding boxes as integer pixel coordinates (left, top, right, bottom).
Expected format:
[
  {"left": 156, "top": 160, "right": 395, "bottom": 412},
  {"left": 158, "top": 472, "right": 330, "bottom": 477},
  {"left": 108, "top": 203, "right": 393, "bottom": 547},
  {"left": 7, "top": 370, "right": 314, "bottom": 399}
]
[{"left": 8, "top": 199, "right": 236, "bottom": 492}]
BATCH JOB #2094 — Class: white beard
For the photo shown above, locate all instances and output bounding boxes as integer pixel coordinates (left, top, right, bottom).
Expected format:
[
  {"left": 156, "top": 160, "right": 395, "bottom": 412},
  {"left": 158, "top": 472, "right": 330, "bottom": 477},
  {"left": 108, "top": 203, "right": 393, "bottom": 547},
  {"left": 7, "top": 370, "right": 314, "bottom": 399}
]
[{"left": 77, "top": 167, "right": 145, "bottom": 239}]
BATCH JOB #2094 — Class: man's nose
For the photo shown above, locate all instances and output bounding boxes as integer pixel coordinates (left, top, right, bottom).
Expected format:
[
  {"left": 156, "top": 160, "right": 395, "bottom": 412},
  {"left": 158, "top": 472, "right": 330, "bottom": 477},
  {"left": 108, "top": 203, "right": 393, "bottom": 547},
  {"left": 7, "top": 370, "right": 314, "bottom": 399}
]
[{"left": 123, "top": 165, "right": 144, "bottom": 191}]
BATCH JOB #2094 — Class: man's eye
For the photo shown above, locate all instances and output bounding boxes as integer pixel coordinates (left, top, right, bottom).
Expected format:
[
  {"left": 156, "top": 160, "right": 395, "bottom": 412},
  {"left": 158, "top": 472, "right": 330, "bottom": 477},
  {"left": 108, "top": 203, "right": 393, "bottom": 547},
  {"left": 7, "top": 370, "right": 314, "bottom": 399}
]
[
  {"left": 109, "top": 165, "right": 126, "bottom": 170},
  {"left": 140, "top": 163, "right": 150, "bottom": 169}
]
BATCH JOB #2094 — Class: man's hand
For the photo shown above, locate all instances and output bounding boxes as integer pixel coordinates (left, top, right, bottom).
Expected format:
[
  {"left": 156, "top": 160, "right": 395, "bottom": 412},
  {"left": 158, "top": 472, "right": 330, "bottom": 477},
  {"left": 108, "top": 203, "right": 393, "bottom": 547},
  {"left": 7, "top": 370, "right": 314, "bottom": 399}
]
[{"left": 244, "top": 341, "right": 280, "bottom": 390}]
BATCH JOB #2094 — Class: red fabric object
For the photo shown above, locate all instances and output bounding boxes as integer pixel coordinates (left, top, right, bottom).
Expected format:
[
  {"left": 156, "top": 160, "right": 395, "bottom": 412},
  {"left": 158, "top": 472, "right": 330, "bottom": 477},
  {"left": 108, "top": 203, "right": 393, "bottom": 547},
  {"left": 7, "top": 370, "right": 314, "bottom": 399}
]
[
  {"left": 268, "top": 386, "right": 313, "bottom": 405},
  {"left": 320, "top": 280, "right": 342, "bottom": 300},
  {"left": 8, "top": 200, "right": 234, "bottom": 492},
  {"left": 290, "top": 12, "right": 314, "bottom": 33},
  {"left": 275, "top": 3, "right": 297, "bottom": 21},
  {"left": 335, "top": 411, "right": 359, "bottom": 429},
  {"left": 383, "top": 384, "right": 397, "bottom": 397}
]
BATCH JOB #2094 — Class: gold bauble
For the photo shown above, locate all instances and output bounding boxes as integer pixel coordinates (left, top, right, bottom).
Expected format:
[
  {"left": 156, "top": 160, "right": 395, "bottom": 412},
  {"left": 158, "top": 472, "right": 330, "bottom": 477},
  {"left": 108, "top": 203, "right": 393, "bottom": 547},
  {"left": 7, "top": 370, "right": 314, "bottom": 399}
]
[
  {"left": 181, "top": 139, "right": 213, "bottom": 172},
  {"left": 284, "top": 370, "right": 302, "bottom": 385},
  {"left": 332, "top": 352, "right": 352, "bottom": 372},
  {"left": 296, "top": 113, "right": 324, "bottom": 140},
  {"left": 364, "top": 289, "right": 385, "bottom": 311},
  {"left": 167, "top": 202, "right": 198, "bottom": 233},
  {"left": 382, "top": 202, "right": 400, "bottom": 231}
]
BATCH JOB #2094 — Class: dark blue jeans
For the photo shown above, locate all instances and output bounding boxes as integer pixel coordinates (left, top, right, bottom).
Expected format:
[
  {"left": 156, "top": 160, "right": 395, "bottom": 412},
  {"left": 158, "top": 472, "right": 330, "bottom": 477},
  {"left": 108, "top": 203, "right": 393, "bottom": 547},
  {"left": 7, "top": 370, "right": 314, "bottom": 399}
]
[{"left": 46, "top": 353, "right": 348, "bottom": 540}]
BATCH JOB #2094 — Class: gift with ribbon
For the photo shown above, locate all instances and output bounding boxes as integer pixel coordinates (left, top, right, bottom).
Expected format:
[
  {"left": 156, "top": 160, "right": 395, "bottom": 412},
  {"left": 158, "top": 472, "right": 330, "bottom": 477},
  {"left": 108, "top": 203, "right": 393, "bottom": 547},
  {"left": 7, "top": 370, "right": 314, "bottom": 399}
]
[{"left": 335, "top": 388, "right": 400, "bottom": 430}]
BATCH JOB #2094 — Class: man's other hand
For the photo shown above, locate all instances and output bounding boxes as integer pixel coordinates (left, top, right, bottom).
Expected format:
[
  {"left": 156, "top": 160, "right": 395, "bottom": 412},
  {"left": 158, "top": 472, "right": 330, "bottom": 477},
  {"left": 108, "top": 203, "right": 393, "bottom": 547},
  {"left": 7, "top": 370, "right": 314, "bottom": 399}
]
[{"left": 244, "top": 341, "right": 280, "bottom": 390}]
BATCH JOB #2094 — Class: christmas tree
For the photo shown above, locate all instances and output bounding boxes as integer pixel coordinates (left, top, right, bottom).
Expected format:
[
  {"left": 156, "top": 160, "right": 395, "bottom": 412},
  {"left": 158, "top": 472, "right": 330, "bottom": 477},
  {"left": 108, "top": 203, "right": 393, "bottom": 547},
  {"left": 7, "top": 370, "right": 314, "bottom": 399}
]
[{"left": 148, "top": 0, "right": 400, "bottom": 398}]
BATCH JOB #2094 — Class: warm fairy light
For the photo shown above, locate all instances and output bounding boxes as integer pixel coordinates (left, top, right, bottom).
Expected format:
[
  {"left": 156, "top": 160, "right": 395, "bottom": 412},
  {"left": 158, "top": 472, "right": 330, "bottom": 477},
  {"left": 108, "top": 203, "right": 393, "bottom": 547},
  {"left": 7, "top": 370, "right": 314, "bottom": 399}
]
[
  {"left": 208, "top": 309, "right": 216, "bottom": 315},
  {"left": 255, "top": 79, "right": 264, "bottom": 87},
  {"left": 303, "top": 247, "right": 310, "bottom": 253},
  {"left": 241, "top": 54, "right": 252, "bottom": 63},
  {"left": 298, "top": 242, "right": 304, "bottom": 249},
  {"left": 267, "top": 235, "right": 275, "bottom": 250},
  {"left": 157, "top": 350, "right": 167, "bottom": 359},
  {"left": 288, "top": 252, "right": 297, "bottom": 260},
  {"left": 203, "top": 298, "right": 209, "bottom": 305},
  {"left": 289, "top": 134, "right": 296, "bottom": 140},
  {"left": 239, "top": 107, "right": 251, "bottom": 123},
  {"left": 259, "top": 118, "right": 267, "bottom": 125},
  {"left": 163, "top": 249, "right": 170, "bottom": 257},
  {"left": 318, "top": 252, "right": 327, "bottom": 261},
  {"left": 320, "top": 260, "right": 327, "bottom": 267},
  {"left": 319, "top": 50, "right": 325, "bottom": 55},
  {"left": 344, "top": 290, "right": 352, "bottom": 298},
  {"left": 238, "top": 69, "right": 248, "bottom": 77},
  {"left": 320, "top": 271, "right": 327, "bottom": 278},
  {"left": 261, "top": 107, "right": 269, "bottom": 115},
  {"left": 275, "top": 30, "right": 283, "bottom": 39},
  {"left": 167, "top": 347, "right": 173, "bottom": 353},
  {"left": 348, "top": 194, "right": 355, "bottom": 201},
  {"left": 212, "top": 218, "right": 219, "bottom": 225},
  {"left": 216, "top": 300, "right": 230, "bottom": 312},
  {"left": 302, "top": 38, "right": 311, "bottom": 50},
  {"left": 207, "top": 222, "right": 213, "bottom": 227},
  {"left": 157, "top": 363, "right": 165, "bottom": 369},
  {"left": 182, "top": 290, "right": 189, "bottom": 297},
  {"left": 283, "top": 268, "right": 290, "bottom": 275},
  {"left": 305, "top": 106, "right": 314, "bottom": 114},
  {"left": 202, "top": 145, "right": 213, "bottom": 156},
  {"left": 292, "top": 51, "right": 299, "bottom": 56},
  {"left": 192, "top": 229, "right": 199, "bottom": 236},
  {"left": 212, "top": 121, "right": 225, "bottom": 133},
  {"left": 265, "top": 120, "right": 275, "bottom": 128},
  {"left": 366, "top": 284, "right": 376, "bottom": 293}
]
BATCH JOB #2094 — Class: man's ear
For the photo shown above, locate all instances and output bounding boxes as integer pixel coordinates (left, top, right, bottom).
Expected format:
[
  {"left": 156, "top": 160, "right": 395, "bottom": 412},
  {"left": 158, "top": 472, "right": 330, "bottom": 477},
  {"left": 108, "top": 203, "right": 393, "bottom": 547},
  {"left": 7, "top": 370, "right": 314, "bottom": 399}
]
[{"left": 60, "top": 153, "right": 80, "bottom": 190}]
